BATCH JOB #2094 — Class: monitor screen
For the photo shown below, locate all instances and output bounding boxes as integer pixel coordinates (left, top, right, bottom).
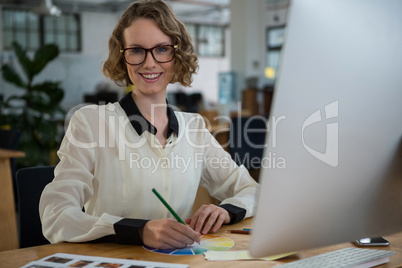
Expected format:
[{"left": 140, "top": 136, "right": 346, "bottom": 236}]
[{"left": 249, "top": 0, "right": 402, "bottom": 257}]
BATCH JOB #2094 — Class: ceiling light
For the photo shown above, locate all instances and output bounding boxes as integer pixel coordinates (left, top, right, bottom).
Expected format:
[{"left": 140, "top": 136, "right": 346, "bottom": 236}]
[{"left": 32, "top": 0, "right": 62, "bottom": 17}]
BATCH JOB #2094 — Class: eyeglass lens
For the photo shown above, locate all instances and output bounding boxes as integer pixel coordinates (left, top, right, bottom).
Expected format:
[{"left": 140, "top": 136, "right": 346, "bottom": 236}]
[{"left": 124, "top": 45, "right": 175, "bottom": 65}]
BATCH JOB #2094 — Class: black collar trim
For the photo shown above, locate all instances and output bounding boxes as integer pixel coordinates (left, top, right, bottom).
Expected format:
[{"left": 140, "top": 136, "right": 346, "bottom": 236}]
[{"left": 119, "top": 92, "right": 179, "bottom": 137}]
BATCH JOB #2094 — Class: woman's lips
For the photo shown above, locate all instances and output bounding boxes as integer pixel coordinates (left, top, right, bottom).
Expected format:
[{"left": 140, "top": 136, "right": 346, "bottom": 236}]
[{"left": 141, "top": 73, "right": 162, "bottom": 81}]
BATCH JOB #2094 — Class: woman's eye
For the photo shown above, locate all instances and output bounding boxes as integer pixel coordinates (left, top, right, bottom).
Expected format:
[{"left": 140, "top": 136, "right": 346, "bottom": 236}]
[
  {"left": 130, "top": 48, "right": 144, "bottom": 54},
  {"left": 155, "top": 46, "right": 167, "bottom": 53}
]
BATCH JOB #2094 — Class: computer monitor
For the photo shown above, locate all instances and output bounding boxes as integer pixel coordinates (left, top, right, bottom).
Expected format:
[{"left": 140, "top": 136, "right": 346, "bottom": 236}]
[{"left": 249, "top": 0, "right": 402, "bottom": 257}]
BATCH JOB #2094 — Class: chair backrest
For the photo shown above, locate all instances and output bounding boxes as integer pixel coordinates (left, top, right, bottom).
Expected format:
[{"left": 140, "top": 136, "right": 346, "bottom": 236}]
[
  {"left": 16, "top": 166, "right": 55, "bottom": 248},
  {"left": 229, "top": 116, "right": 267, "bottom": 170}
]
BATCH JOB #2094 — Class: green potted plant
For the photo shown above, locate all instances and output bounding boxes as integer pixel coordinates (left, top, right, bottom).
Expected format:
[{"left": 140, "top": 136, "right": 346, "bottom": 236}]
[{"left": 0, "top": 41, "right": 65, "bottom": 167}]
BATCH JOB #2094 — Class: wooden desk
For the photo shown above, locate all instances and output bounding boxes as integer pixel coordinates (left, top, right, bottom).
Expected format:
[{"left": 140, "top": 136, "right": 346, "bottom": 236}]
[
  {"left": 0, "top": 148, "right": 25, "bottom": 252},
  {"left": 1, "top": 218, "right": 401, "bottom": 268}
]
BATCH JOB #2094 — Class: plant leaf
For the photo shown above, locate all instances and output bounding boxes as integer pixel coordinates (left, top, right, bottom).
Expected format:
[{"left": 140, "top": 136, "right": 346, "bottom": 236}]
[
  {"left": 30, "top": 82, "right": 64, "bottom": 113},
  {"left": 12, "top": 42, "right": 33, "bottom": 82},
  {"left": 3, "top": 42, "right": 64, "bottom": 168},
  {"left": 1, "top": 64, "right": 26, "bottom": 88},
  {"left": 32, "top": 44, "right": 59, "bottom": 76}
]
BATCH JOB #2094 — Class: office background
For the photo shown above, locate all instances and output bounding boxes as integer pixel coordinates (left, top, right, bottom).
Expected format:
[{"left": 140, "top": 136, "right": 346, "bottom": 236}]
[{"left": 0, "top": 0, "right": 288, "bottom": 114}]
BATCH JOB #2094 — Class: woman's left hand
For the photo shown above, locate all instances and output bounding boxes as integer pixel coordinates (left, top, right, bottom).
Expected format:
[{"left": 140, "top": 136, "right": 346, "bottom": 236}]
[{"left": 185, "top": 204, "right": 230, "bottom": 235}]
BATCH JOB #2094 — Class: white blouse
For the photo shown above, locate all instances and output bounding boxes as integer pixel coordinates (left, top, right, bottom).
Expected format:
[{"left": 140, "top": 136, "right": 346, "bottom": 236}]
[{"left": 39, "top": 100, "right": 259, "bottom": 244}]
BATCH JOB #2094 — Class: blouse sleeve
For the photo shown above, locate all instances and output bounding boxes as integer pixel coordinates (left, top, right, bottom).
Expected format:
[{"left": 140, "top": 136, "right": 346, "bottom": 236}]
[
  {"left": 39, "top": 109, "right": 124, "bottom": 243},
  {"left": 199, "top": 122, "right": 259, "bottom": 219}
]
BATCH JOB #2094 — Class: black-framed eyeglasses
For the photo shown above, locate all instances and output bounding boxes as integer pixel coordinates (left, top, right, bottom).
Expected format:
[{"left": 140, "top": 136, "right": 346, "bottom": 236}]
[{"left": 120, "top": 44, "right": 178, "bottom": 65}]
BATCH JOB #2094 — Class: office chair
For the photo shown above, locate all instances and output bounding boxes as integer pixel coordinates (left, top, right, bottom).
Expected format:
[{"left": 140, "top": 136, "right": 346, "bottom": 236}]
[
  {"left": 229, "top": 116, "right": 267, "bottom": 171},
  {"left": 16, "top": 166, "right": 54, "bottom": 248}
]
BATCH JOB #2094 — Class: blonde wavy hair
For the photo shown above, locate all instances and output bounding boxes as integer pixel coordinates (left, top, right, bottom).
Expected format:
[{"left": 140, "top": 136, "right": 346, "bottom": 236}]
[{"left": 103, "top": 0, "right": 198, "bottom": 87}]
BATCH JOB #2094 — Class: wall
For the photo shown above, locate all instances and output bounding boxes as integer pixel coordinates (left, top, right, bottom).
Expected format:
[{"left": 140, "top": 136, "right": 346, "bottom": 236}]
[
  {"left": 168, "top": 27, "right": 231, "bottom": 107},
  {"left": 230, "top": 0, "right": 289, "bottom": 100}
]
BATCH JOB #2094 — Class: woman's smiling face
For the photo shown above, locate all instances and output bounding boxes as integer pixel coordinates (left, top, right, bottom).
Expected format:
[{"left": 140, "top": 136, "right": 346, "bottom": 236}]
[{"left": 123, "top": 18, "right": 175, "bottom": 97}]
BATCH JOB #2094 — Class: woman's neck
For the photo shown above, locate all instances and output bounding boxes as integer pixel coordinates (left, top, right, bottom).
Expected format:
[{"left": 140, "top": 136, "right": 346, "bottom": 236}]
[{"left": 131, "top": 91, "right": 167, "bottom": 123}]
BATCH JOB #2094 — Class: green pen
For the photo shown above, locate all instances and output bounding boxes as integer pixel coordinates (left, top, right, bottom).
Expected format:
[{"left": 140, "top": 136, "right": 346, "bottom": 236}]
[{"left": 152, "top": 188, "right": 186, "bottom": 225}]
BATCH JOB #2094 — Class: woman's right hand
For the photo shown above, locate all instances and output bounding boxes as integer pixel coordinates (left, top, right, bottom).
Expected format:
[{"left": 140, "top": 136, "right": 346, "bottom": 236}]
[{"left": 140, "top": 219, "right": 201, "bottom": 249}]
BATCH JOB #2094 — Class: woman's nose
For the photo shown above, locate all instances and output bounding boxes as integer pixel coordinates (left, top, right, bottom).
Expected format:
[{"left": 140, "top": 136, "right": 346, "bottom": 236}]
[{"left": 142, "top": 50, "right": 156, "bottom": 68}]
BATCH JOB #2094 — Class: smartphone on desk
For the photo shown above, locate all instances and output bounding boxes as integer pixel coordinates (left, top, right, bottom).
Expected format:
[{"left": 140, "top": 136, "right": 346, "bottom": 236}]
[{"left": 354, "top": 237, "right": 390, "bottom": 246}]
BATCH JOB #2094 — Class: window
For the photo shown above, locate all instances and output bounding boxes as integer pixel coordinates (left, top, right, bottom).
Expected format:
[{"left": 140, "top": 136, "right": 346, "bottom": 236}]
[
  {"left": 184, "top": 23, "right": 225, "bottom": 57},
  {"left": 265, "top": 26, "right": 285, "bottom": 82},
  {"left": 185, "top": 23, "right": 196, "bottom": 42},
  {"left": 43, "top": 14, "right": 81, "bottom": 51},
  {"left": 2, "top": 8, "right": 81, "bottom": 52},
  {"left": 2, "top": 9, "right": 40, "bottom": 50}
]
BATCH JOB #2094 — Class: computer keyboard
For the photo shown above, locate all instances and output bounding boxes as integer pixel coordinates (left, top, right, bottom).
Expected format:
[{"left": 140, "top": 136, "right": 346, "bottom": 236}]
[{"left": 277, "top": 247, "right": 395, "bottom": 268}]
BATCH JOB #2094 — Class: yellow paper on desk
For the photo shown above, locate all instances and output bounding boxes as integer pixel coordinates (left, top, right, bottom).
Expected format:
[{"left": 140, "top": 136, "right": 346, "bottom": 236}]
[{"left": 203, "top": 250, "right": 296, "bottom": 261}]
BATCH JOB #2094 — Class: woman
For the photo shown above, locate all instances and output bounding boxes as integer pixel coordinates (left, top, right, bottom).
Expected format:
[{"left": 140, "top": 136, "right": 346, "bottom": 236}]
[{"left": 39, "top": 0, "right": 258, "bottom": 250}]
